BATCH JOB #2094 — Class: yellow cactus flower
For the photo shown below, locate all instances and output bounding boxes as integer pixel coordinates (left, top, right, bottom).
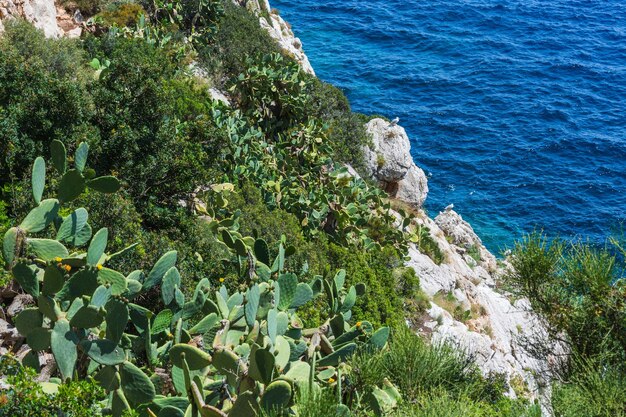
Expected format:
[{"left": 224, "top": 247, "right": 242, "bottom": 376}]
[
  {"left": 63, "top": 265, "right": 72, "bottom": 272},
  {"left": 356, "top": 321, "right": 362, "bottom": 328},
  {"left": 97, "top": 264, "right": 103, "bottom": 271},
  {"left": 219, "top": 277, "right": 225, "bottom": 283},
  {"left": 54, "top": 257, "right": 63, "bottom": 263},
  {"left": 328, "top": 377, "right": 336, "bottom": 384}
]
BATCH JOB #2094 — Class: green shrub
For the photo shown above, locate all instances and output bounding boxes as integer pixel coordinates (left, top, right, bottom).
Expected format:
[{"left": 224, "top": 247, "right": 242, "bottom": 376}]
[
  {"left": 552, "top": 357, "right": 626, "bottom": 417},
  {"left": 0, "top": 356, "right": 105, "bottom": 417},
  {"left": 0, "top": 20, "right": 91, "bottom": 185},
  {"left": 304, "top": 78, "right": 371, "bottom": 169},
  {"left": 506, "top": 232, "right": 626, "bottom": 366},
  {"left": 201, "top": 0, "right": 281, "bottom": 81},
  {"left": 98, "top": 3, "right": 146, "bottom": 27},
  {"left": 390, "top": 389, "right": 540, "bottom": 417}
]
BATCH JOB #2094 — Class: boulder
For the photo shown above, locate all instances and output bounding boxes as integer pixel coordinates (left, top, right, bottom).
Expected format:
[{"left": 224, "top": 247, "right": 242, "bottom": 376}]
[{"left": 363, "top": 118, "right": 429, "bottom": 207}]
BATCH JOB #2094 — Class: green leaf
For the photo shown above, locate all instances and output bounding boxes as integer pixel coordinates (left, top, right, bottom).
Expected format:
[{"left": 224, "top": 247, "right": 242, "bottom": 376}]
[
  {"left": 70, "top": 305, "right": 103, "bottom": 328},
  {"left": 151, "top": 309, "right": 173, "bottom": 335},
  {"left": 277, "top": 273, "right": 297, "bottom": 311},
  {"left": 317, "top": 343, "right": 357, "bottom": 367},
  {"left": 2, "top": 227, "right": 18, "bottom": 266},
  {"left": 15, "top": 308, "right": 43, "bottom": 336},
  {"left": 43, "top": 265, "right": 65, "bottom": 295},
  {"left": 245, "top": 284, "right": 260, "bottom": 327},
  {"left": 28, "top": 238, "right": 68, "bottom": 260},
  {"left": 28, "top": 327, "right": 51, "bottom": 351},
  {"left": 51, "top": 319, "right": 78, "bottom": 381},
  {"left": 12, "top": 262, "right": 39, "bottom": 297},
  {"left": 87, "top": 228, "right": 108, "bottom": 265},
  {"left": 58, "top": 169, "right": 85, "bottom": 203},
  {"left": 169, "top": 344, "right": 212, "bottom": 370},
  {"left": 80, "top": 339, "right": 125, "bottom": 365},
  {"left": 119, "top": 361, "right": 156, "bottom": 406},
  {"left": 70, "top": 222, "right": 92, "bottom": 247},
  {"left": 106, "top": 299, "right": 129, "bottom": 345},
  {"left": 189, "top": 313, "right": 218, "bottom": 335},
  {"left": 56, "top": 208, "right": 88, "bottom": 242},
  {"left": 254, "top": 239, "right": 270, "bottom": 265},
  {"left": 143, "top": 251, "right": 177, "bottom": 291},
  {"left": 50, "top": 140, "right": 67, "bottom": 175},
  {"left": 87, "top": 176, "right": 121, "bottom": 193},
  {"left": 98, "top": 267, "right": 127, "bottom": 295},
  {"left": 75, "top": 142, "right": 89, "bottom": 172},
  {"left": 161, "top": 267, "right": 181, "bottom": 305},
  {"left": 20, "top": 199, "right": 59, "bottom": 233},
  {"left": 32, "top": 157, "right": 45, "bottom": 205},
  {"left": 254, "top": 348, "right": 275, "bottom": 385}
]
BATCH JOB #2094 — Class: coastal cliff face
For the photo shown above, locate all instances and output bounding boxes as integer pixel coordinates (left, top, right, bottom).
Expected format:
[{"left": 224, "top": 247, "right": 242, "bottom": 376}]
[{"left": 359, "top": 118, "right": 563, "bottom": 411}]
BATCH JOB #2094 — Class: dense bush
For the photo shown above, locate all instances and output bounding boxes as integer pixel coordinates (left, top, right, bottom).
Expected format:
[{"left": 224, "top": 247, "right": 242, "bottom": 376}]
[
  {"left": 0, "top": 20, "right": 91, "bottom": 185},
  {"left": 505, "top": 232, "right": 626, "bottom": 366},
  {"left": 304, "top": 78, "right": 371, "bottom": 169},
  {"left": 200, "top": 0, "right": 281, "bottom": 82},
  {"left": 0, "top": 355, "right": 105, "bottom": 417}
]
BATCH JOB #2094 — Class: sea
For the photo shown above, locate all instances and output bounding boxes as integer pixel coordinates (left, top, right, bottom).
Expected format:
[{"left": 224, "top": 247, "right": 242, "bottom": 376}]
[{"left": 273, "top": 0, "right": 626, "bottom": 254}]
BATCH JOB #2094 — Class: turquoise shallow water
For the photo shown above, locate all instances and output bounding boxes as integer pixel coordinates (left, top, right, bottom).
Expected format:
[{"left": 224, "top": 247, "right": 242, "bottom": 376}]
[{"left": 273, "top": 0, "right": 626, "bottom": 254}]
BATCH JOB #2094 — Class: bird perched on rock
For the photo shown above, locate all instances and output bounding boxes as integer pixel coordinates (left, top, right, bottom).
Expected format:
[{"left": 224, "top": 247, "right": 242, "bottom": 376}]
[
  {"left": 445, "top": 204, "right": 454, "bottom": 212},
  {"left": 388, "top": 117, "right": 400, "bottom": 127}
]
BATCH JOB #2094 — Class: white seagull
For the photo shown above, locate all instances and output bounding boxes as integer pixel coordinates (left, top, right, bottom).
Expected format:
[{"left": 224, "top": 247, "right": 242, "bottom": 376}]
[
  {"left": 445, "top": 203, "right": 454, "bottom": 212},
  {"left": 388, "top": 117, "right": 400, "bottom": 127}
]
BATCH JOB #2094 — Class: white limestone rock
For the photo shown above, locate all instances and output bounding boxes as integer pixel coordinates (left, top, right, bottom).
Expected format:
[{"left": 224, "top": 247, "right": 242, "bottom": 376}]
[
  {"left": 259, "top": 11, "right": 315, "bottom": 75},
  {"left": 363, "top": 118, "right": 429, "bottom": 207}
]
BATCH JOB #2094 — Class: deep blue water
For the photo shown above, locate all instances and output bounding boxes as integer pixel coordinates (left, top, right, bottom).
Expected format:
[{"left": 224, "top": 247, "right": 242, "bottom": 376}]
[{"left": 273, "top": 0, "right": 626, "bottom": 253}]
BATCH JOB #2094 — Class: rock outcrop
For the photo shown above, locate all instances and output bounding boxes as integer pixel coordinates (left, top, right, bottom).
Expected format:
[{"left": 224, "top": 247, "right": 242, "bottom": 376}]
[
  {"left": 235, "top": 0, "right": 315, "bottom": 75},
  {"left": 0, "top": 0, "right": 61, "bottom": 36},
  {"left": 0, "top": 0, "right": 83, "bottom": 37},
  {"left": 363, "top": 118, "right": 429, "bottom": 207},
  {"left": 360, "top": 117, "right": 564, "bottom": 413}
]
